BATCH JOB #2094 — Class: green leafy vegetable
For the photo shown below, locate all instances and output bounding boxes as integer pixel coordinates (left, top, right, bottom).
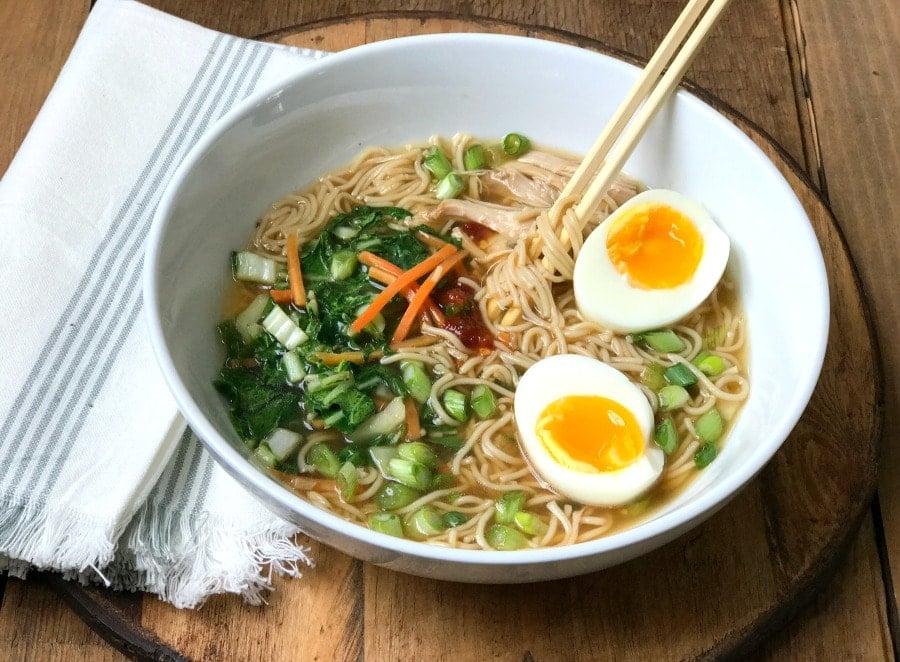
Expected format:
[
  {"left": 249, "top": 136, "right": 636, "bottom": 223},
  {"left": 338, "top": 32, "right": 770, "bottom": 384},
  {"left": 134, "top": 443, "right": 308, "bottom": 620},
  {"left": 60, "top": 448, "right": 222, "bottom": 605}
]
[
  {"left": 214, "top": 333, "right": 297, "bottom": 444},
  {"left": 664, "top": 363, "right": 698, "bottom": 387},
  {"left": 694, "top": 442, "right": 718, "bottom": 468},
  {"left": 442, "top": 511, "right": 468, "bottom": 528},
  {"left": 654, "top": 416, "right": 678, "bottom": 454}
]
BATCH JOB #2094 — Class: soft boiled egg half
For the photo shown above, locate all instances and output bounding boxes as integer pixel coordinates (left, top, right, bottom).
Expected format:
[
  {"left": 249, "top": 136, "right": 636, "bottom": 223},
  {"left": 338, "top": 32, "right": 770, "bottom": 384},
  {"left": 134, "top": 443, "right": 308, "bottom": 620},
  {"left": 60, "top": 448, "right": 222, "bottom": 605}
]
[
  {"left": 573, "top": 189, "right": 730, "bottom": 333},
  {"left": 514, "top": 354, "right": 664, "bottom": 506}
]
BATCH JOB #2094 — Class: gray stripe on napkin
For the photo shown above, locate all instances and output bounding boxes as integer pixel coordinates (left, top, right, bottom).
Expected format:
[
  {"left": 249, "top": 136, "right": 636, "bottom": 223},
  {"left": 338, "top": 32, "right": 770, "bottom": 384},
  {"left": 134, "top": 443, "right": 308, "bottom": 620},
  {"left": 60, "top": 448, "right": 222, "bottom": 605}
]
[
  {"left": 0, "top": 33, "right": 231, "bottom": 483},
  {"left": 0, "top": 37, "right": 272, "bottom": 502}
]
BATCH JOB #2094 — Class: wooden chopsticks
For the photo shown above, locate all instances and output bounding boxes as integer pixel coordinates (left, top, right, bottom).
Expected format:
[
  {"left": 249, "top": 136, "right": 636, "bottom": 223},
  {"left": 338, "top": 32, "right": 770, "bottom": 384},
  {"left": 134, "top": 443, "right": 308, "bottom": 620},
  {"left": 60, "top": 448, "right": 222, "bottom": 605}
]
[{"left": 550, "top": 0, "right": 733, "bottom": 229}]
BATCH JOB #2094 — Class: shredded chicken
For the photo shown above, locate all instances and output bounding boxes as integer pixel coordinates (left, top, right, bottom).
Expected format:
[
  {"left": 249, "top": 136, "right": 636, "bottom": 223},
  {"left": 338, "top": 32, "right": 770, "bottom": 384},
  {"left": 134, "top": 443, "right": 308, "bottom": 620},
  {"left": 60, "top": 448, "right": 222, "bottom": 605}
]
[
  {"left": 490, "top": 150, "right": 640, "bottom": 212},
  {"left": 419, "top": 150, "right": 642, "bottom": 248},
  {"left": 417, "top": 198, "right": 540, "bottom": 239},
  {"left": 478, "top": 168, "right": 558, "bottom": 207}
]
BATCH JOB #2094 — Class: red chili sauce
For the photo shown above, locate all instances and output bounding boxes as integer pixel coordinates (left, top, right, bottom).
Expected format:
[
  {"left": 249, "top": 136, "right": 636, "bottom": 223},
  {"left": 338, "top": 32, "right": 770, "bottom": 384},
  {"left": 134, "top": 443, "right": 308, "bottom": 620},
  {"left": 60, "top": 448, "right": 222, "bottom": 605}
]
[
  {"left": 432, "top": 279, "right": 493, "bottom": 352},
  {"left": 457, "top": 221, "right": 494, "bottom": 244}
]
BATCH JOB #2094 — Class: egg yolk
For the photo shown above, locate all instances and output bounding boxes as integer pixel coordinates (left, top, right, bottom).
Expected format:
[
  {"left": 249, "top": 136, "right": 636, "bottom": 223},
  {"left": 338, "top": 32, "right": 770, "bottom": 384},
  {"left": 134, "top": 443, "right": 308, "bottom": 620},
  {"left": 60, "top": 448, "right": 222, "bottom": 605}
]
[
  {"left": 535, "top": 395, "right": 645, "bottom": 473},
  {"left": 606, "top": 202, "right": 704, "bottom": 290}
]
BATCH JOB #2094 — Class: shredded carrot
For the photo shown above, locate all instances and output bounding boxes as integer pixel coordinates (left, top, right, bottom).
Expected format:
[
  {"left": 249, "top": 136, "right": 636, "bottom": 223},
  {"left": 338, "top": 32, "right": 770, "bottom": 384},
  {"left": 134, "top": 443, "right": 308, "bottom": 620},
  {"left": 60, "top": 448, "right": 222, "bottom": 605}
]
[
  {"left": 414, "top": 230, "right": 450, "bottom": 250},
  {"left": 350, "top": 244, "right": 457, "bottom": 335},
  {"left": 415, "top": 231, "right": 469, "bottom": 278},
  {"left": 270, "top": 289, "right": 293, "bottom": 303},
  {"left": 496, "top": 331, "right": 515, "bottom": 350},
  {"left": 367, "top": 265, "right": 403, "bottom": 286},
  {"left": 358, "top": 251, "right": 403, "bottom": 274},
  {"left": 390, "top": 335, "right": 439, "bottom": 350},
  {"left": 404, "top": 397, "right": 423, "bottom": 440},
  {"left": 313, "top": 350, "right": 383, "bottom": 366},
  {"left": 286, "top": 233, "right": 306, "bottom": 307},
  {"left": 367, "top": 263, "right": 443, "bottom": 325},
  {"left": 392, "top": 251, "right": 465, "bottom": 343}
]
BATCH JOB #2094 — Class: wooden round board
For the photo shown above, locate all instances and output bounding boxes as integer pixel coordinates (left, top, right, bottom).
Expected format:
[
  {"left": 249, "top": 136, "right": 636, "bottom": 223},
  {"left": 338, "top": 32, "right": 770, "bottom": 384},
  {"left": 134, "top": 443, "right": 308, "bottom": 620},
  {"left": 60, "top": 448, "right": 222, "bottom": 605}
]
[{"left": 50, "top": 16, "right": 882, "bottom": 662}]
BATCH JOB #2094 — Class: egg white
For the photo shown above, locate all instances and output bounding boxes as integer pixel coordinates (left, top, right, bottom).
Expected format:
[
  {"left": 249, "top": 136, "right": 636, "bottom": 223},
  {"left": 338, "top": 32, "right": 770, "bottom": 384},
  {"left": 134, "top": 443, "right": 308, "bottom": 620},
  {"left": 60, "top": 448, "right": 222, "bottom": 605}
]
[
  {"left": 514, "top": 354, "right": 664, "bottom": 507},
  {"left": 573, "top": 189, "right": 730, "bottom": 333}
]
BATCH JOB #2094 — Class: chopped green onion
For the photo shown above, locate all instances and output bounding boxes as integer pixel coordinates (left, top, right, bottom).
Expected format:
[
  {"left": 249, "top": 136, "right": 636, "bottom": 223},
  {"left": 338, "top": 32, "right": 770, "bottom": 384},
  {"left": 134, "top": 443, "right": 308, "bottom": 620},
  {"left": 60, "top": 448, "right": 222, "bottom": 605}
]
[
  {"left": 387, "top": 458, "right": 433, "bottom": 491},
  {"left": 375, "top": 481, "right": 422, "bottom": 510},
  {"left": 633, "top": 329, "right": 685, "bottom": 353},
  {"left": 695, "top": 408, "right": 725, "bottom": 443},
  {"left": 470, "top": 385, "right": 497, "bottom": 419},
  {"left": 494, "top": 490, "right": 526, "bottom": 524},
  {"left": 281, "top": 350, "right": 305, "bottom": 383},
  {"left": 307, "top": 443, "right": 341, "bottom": 478},
  {"left": 253, "top": 443, "right": 277, "bottom": 469},
  {"left": 486, "top": 523, "right": 527, "bottom": 550},
  {"left": 658, "top": 384, "right": 690, "bottom": 411},
  {"left": 263, "top": 428, "right": 302, "bottom": 462},
  {"left": 641, "top": 363, "right": 667, "bottom": 391},
  {"left": 435, "top": 173, "right": 464, "bottom": 200},
  {"left": 423, "top": 147, "right": 453, "bottom": 179},
  {"left": 702, "top": 325, "right": 728, "bottom": 350},
  {"left": 401, "top": 361, "right": 432, "bottom": 404},
  {"left": 654, "top": 417, "right": 678, "bottom": 454},
  {"left": 513, "top": 511, "right": 548, "bottom": 537},
  {"left": 463, "top": 144, "right": 486, "bottom": 171},
  {"left": 664, "top": 363, "right": 698, "bottom": 387},
  {"left": 403, "top": 506, "right": 445, "bottom": 540},
  {"left": 336, "top": 461, "right": 358, "bottom": 501},
  {"left": 430, "top": 473, "right": 454, "bottom": 490},
  {"left": 330, "top": 250, "right": 358, "bottom": 281},
  {"left": 501, "top": 133, "right": 531, "bottom": 157},
  {"left": 442, "top": 389, "right": 468, "bottom": 422},
  {"left": 398, "top": 442, "right": 439, "bottom": 470},
  {"left": 428, "top": 432, "right": 463, "bottom": 451},
  {"left": 626, "top": 497, "right": 652, "bottom": 517},
  {"left": 369, "top": 445, "right": 401, "bottom": 478},
  {"left": 694, "top": 441, "right": 718, "bottom": 468},
  {"left": 692, "top": 351, "right": 728, "bottom": 376},
  {"left": 368, "top": 512, "right": 404, "bottom": 538},
  {"left": 443, "top": 511, "right": 468, "bottom": 528}
]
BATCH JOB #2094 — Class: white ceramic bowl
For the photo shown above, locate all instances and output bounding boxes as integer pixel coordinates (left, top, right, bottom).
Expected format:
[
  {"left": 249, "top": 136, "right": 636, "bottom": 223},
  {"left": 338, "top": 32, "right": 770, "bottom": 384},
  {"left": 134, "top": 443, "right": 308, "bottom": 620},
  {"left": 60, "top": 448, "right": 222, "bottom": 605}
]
[{"left": 144, "top": 34, "right": 829, "bottom": 582}]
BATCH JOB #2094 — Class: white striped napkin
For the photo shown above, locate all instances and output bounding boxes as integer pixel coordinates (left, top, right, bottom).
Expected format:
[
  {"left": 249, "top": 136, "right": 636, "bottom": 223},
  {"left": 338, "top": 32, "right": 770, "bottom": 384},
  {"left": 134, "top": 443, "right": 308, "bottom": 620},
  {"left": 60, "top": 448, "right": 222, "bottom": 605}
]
[{"left": 0, "top": 0, "right": 326, "bottom": 608}]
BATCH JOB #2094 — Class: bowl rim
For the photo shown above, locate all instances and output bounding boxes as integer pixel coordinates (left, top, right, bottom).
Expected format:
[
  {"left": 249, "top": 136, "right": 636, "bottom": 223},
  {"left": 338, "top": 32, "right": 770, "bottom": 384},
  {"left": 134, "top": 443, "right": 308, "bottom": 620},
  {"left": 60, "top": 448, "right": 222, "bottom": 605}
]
[{"left": 144, "top": 32, "right": 830, "bottom": 568}]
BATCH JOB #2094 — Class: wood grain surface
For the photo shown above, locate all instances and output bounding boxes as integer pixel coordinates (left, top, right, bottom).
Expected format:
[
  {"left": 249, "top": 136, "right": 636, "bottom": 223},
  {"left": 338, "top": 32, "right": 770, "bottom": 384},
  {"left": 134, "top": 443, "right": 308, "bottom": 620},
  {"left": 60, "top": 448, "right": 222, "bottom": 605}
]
[{"left": 0, "top": 1, "right": 896, "bottom": 660}]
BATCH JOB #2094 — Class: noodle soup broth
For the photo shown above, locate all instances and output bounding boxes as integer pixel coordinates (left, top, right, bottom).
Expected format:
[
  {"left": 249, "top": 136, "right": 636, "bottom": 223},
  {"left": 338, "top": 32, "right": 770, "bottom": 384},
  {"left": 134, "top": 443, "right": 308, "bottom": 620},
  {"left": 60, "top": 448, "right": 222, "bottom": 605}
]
[{"left": 215, "top": 134, "right": 749, "bottom": 551}]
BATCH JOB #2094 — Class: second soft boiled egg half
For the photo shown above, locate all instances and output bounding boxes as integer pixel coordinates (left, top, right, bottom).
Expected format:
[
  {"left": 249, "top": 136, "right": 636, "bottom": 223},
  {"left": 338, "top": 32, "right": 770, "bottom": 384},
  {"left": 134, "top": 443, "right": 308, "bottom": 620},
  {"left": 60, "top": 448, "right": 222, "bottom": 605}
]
[
  {"left": 573, "top": 189, "right": 730, "bottom": 333},
  {"left": 514, "top": 354, "right": 664, "bottom": 507}
]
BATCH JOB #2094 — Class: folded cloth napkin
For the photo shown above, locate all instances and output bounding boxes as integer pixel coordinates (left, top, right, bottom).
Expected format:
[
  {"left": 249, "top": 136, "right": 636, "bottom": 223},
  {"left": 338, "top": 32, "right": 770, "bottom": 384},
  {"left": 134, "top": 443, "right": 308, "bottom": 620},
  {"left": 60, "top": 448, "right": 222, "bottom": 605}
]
[{"left": 0, "top": 0, "right": 328, "bottom": 608}]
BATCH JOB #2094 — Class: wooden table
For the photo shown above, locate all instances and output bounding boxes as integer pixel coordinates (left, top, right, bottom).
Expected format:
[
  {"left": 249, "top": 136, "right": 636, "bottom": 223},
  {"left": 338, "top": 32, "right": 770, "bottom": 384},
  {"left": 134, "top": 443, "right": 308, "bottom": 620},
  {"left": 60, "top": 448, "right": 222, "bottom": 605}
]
[{"left": 1, "top": 1, "right": 897, "bottom": 659}]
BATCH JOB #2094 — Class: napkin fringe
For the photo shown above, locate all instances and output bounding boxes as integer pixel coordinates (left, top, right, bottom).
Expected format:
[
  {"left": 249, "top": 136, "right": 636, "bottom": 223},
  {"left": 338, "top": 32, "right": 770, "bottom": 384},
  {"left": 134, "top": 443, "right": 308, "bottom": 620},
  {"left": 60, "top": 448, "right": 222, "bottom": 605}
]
[
  {"left": 0, "top": 494, "right": 117, "bottom": 572},
  {"left": 97, "top": 495, "right": 313, "bottom": 609}
]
